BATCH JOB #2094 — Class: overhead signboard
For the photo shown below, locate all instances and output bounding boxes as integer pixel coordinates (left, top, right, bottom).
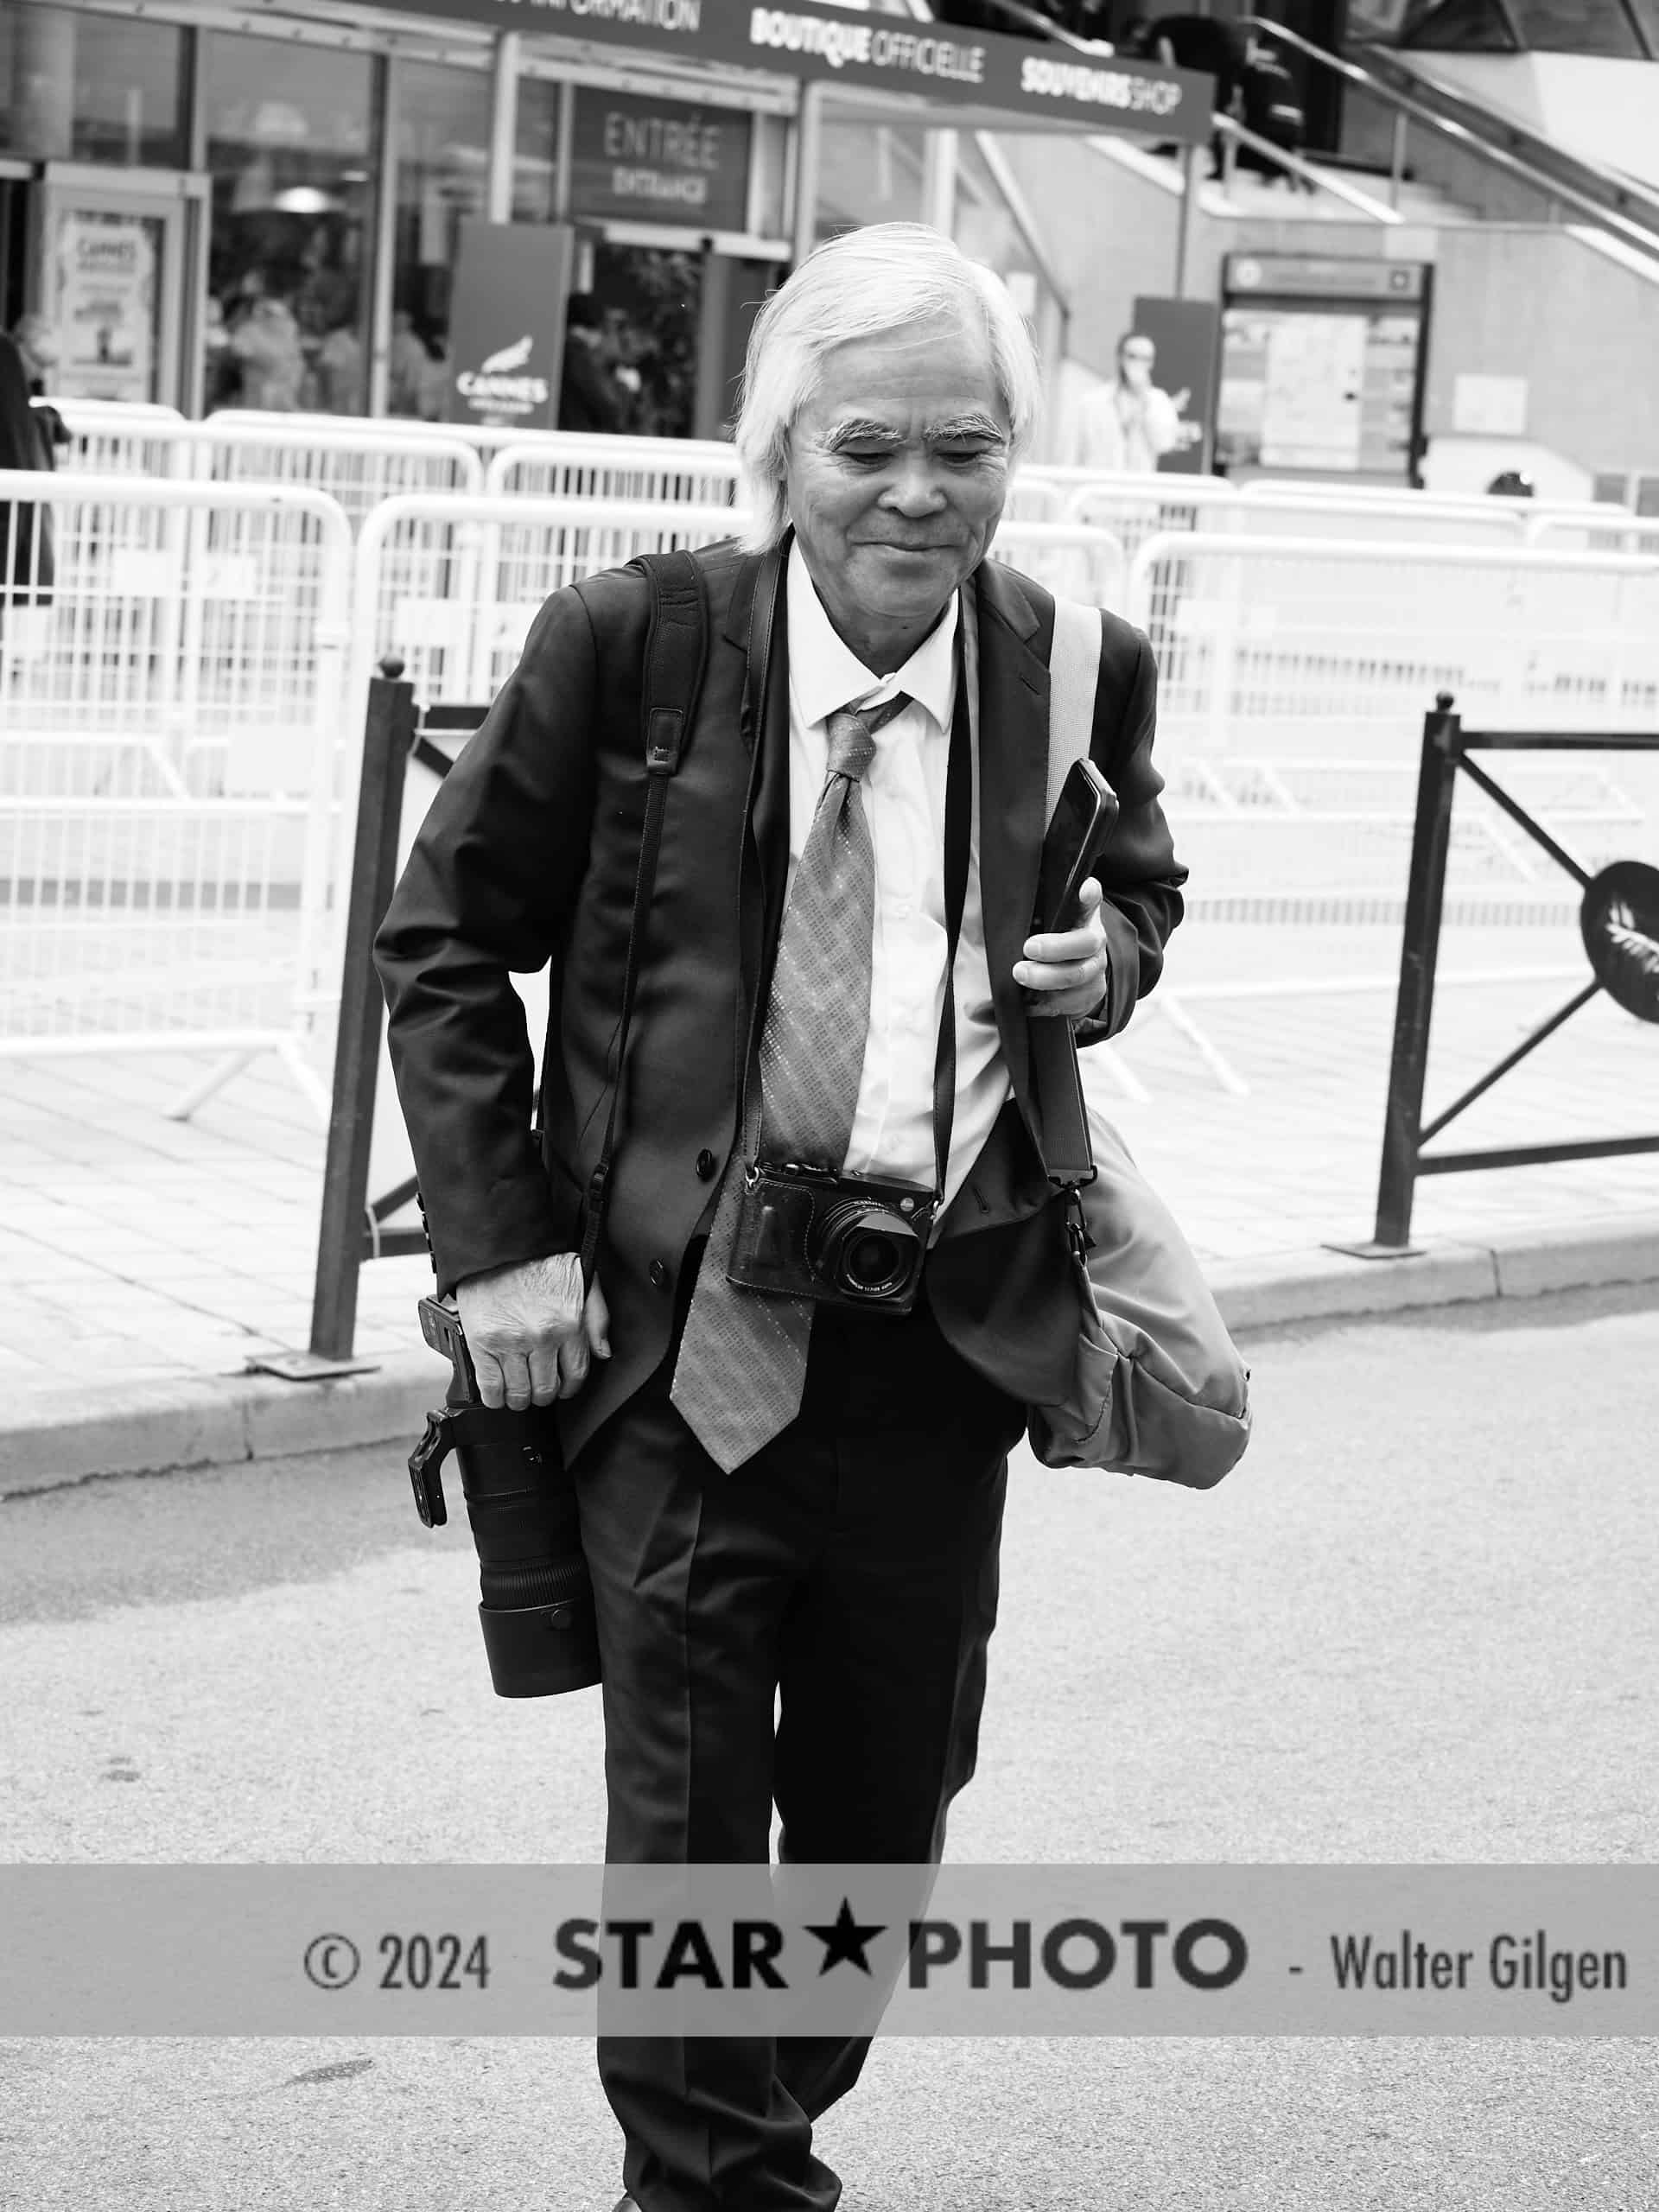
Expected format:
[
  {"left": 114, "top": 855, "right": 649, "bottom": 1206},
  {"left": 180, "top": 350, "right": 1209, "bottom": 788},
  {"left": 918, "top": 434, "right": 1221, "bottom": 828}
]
[
  {"left": 570, "top": 89, "right": 752, "bottom": 228},
  {"left": 350, "top": 0, "right": 1211, "bottom": 143},
  {"left": 1217, "top": 253, "right": 1432, "bottom": 486}
]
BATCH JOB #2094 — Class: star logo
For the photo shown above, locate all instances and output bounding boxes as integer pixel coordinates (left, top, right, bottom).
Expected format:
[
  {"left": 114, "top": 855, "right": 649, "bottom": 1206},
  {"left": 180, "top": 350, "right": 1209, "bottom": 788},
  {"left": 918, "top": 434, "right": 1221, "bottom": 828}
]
[{"left": 804, "top": 1897, "right": 887, "bottom": 1976}]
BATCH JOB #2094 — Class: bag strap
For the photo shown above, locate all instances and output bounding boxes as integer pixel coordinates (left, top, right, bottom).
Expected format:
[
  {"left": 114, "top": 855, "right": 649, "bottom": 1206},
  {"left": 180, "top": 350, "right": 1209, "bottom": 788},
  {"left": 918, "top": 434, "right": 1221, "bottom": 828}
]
[
  {"left": 1026, "top": 594, "right": 1105, "bottom": 1199},
  {"left": 577, "top": 550, "right": 707, "bottom": 1288}
]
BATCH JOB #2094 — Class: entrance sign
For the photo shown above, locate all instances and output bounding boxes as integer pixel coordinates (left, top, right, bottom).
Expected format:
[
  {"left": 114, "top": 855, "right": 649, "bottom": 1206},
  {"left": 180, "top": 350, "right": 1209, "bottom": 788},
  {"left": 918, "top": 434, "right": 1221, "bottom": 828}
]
[
  {"left": 571, "top": 90, "right": 753, "bottom": 229},
  {"left": 50, "top": 210, "right": 160, "bottom": 404},
  {"left": 1217, "top": 254, "right": 1430, "bottom": 486},
  {"left": 1128, "top": 296, "right": 1220, "bottom": 475},
  {"left": 444, "top": 220, "right": 576, "bottom": 430},
  {"left": 354, "top": 0, "right": 1211, "bottom": 143}
]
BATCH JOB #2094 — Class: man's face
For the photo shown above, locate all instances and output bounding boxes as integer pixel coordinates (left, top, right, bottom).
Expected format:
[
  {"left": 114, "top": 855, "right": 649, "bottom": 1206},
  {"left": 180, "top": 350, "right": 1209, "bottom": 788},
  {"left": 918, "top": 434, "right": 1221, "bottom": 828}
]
[
  {"left": 781, "top": 318, "right": 1012, "bottom": 656},
  {"left": 1119, "top": 338, "right": 1155, "bottom": 392}
]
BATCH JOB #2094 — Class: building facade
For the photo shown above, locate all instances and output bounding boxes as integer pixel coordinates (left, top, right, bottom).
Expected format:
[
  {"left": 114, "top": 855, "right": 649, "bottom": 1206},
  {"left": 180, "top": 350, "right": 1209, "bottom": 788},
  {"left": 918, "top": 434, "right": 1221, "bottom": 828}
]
[{"left": 0, "top": 0, "right": 1204, "bottom": 435}]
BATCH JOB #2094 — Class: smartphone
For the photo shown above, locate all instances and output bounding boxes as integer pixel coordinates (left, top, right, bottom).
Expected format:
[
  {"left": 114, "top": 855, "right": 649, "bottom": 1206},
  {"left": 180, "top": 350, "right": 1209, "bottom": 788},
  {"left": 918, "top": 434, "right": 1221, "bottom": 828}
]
[{"left": 1032, "top": 760, "right": 1118, "bottom": 936}]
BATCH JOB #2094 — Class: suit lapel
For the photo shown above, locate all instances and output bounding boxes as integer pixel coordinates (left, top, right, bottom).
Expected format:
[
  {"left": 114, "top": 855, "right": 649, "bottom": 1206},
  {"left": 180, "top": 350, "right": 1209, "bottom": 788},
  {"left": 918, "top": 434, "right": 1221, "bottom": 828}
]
[{"left": 969, "top": 556, "right": 1052, "bottom": 1125}]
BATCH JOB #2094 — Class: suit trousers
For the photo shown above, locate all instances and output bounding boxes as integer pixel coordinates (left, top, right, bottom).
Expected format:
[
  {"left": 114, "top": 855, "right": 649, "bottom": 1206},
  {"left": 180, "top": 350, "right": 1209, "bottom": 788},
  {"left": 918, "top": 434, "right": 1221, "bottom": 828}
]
[{"left": 570, "top": 1251, "right": 1027, "bottom": 2212}]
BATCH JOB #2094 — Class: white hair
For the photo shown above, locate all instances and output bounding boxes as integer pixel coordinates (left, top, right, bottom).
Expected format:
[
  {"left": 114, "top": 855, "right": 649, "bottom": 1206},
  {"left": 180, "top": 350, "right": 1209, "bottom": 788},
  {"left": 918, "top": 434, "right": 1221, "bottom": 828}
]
[{"left": 732, "top": 223, "right": 1044, "bottom": 555}]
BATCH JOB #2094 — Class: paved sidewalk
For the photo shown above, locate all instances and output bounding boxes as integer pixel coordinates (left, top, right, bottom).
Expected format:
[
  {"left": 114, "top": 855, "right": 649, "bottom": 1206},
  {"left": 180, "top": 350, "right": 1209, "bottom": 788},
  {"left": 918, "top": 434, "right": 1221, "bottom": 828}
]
[{"left": 3, "top": 912, "right": 1656, "bottom": 1489}]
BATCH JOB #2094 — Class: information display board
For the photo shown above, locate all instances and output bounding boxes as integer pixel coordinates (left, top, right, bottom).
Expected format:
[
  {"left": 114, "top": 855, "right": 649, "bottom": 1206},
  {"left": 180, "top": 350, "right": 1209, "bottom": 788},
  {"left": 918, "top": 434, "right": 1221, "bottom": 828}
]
[{"left": 1216, "top": 254, "right": 1431, "bottom": 486}]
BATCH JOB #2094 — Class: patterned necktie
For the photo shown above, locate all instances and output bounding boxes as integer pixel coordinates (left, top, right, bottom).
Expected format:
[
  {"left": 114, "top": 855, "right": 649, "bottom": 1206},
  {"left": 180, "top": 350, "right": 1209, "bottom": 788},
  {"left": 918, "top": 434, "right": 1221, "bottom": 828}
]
[{"left": 670, "top": 692, "right": 910, "bottom": 1472}]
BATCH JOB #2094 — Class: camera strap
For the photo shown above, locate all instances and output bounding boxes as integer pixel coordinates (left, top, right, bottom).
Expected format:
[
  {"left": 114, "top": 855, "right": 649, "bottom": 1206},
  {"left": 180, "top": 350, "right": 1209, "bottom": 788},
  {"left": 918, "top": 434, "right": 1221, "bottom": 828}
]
[{"left": 931, "top": 658, "right": 974, "bottom": 1203}]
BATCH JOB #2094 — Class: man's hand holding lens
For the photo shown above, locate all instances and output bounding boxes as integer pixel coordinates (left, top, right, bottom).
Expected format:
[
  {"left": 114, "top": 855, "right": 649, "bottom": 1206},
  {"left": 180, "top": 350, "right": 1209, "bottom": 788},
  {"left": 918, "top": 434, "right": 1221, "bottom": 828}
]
[{"left": 455, "top": 1253, "right": 612, "bottom": 1409}]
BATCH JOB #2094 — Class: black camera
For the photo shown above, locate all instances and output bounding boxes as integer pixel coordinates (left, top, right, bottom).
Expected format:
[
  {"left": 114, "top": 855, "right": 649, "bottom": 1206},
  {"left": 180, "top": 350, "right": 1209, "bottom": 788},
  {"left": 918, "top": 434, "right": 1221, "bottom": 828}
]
[
  {"left": 726, "top": 1160, "right": 938, "bottom": 1314},
  {"left": 408, "top": 1296, "right": 601, "bottom": 1700}
]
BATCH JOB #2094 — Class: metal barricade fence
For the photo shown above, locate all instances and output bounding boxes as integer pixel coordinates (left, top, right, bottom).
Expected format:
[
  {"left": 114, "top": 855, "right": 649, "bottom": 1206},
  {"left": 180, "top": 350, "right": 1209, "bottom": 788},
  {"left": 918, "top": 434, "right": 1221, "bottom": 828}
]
[
  {"left": 1527, "top": 514, "right": 1659, "bottom": 556},
  {"left": 1158, "top": 750, "right": 1647, "bottom": 918},
  {"left": 342, "top": 493, "right": 1124, "bottom": 967},
  {"left": 51, "top": 408, "right": 485, "bottom": 529},
  {"left": 1124, "top": 531, "right": 1659, "bottom": 922},
  {"left": 349, "top": 496, "right": 1127, "bottom": 728},
  {"left": 0, "top": 469, "right": 352, "bottom": 1109},
  {"left": 1057, "top": 474, "right": 1535, "bottom": 559},
  {"left": 210, "top": 410, "right": 563, "bottom": 456},
  {"left": 1128, "top": 531, "right": 1659, "bottom": 757},
  {"left": 483, "top": 435, "right": 744, "bottom": 505},
  {"left": 193, "top": 420, "right": 484, "bottom": 530}
]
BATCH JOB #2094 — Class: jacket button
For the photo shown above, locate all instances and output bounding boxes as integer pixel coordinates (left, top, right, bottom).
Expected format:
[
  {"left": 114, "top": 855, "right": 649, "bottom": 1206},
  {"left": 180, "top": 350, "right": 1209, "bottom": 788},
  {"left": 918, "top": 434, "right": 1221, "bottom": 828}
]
[
  {"left": 649, "top": 1259, "right": 671, "bottom": 1291},
  {"left": 696, "top": 1149, "right": 717, "bottom": 1180}
]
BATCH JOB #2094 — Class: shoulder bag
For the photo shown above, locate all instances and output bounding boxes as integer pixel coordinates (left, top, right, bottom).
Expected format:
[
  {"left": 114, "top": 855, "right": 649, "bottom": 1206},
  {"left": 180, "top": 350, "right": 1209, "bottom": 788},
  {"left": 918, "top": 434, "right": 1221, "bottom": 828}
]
[{"left": 1024, "top": 596, "right": 1253, "bottom": 1490}]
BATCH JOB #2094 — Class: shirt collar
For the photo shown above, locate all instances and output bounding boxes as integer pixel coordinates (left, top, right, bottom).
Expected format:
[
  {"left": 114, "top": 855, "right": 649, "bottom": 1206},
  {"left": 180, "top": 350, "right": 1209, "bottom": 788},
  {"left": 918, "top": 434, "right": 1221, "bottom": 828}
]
[{"left": 786, "top": 539, "right": 959, "bottom": 737}]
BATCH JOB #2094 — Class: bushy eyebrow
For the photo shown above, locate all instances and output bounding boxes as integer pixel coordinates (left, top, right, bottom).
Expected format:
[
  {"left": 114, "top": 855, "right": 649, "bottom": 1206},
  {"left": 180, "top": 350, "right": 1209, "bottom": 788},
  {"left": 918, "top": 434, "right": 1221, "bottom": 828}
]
[{"left": 821, "top": 413, "right": 1007, "bottom": 453}]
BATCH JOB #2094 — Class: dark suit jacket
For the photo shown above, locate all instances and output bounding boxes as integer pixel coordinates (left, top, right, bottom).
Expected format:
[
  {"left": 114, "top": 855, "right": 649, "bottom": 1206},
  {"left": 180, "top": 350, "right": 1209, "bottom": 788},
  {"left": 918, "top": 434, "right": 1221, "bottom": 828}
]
[{"left": 374, "top": 539, "right": 1186, "bottom": 1465}]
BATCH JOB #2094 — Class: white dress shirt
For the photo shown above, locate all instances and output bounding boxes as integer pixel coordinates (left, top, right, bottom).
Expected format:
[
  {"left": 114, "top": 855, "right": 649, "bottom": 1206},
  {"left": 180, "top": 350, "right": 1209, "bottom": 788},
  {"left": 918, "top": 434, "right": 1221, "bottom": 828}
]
[{"left": 784, "top": 542, "right": 1012, "bottom": 1219}]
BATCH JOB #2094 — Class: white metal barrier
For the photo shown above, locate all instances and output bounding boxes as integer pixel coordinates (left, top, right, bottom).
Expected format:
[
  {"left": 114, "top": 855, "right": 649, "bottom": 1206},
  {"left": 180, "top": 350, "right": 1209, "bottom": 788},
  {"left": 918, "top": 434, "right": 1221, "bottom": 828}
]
[
  {"left": 10, "top": 446, "right": 1657, "bottom": 1098},
  {"left": 1127, "top": 531, "right": 1659, "bottom": 757},
  {"left": 0, "top": 469, "right": 350, "bottom": 1109},
  {"left": 1527, "top": 513, "right": 1659, "bottom": 555},
  {"left": 484, "top": 435, "right": 743, "bottom": 505},
  {"left": 1158, "top": 750, "right": 1647, "bottom": 914},
  {"left": 342, "top": 493, "right": 1123, "bottom": 976},
  {"left": 1053, "top": 473, "right": 1537, "bottom": 559},
  {"left": 349, "top": 495, "right": 1126, "bottom": 724},
  {"left": 210, "top": 409, "right": 569, "bottom": 454},
  {"left": 51, "top": 406, "right": 485, "bottom": 528}
]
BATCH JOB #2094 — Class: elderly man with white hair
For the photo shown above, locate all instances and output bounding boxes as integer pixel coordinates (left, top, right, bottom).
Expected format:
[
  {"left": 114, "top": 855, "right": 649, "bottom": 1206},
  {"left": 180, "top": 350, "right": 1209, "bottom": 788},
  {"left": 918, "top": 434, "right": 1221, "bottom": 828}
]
[{"left": 377, "top": 221, "right": 1185, "bottom": 2211}]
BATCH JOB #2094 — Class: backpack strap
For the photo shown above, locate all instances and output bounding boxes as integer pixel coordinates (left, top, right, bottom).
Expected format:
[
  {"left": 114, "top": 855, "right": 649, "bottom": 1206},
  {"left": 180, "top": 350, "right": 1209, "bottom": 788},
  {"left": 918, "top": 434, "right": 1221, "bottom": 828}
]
[{"left": 577, "top": 550, "right": 708, "bottom": 1288}]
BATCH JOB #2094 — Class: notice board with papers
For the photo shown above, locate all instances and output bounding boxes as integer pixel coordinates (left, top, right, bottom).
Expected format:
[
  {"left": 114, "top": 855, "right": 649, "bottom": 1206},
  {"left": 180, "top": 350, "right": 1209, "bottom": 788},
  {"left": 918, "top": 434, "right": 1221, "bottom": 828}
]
[{"left": 1215, "top": 254, "right": 1432, "bottom": 486}]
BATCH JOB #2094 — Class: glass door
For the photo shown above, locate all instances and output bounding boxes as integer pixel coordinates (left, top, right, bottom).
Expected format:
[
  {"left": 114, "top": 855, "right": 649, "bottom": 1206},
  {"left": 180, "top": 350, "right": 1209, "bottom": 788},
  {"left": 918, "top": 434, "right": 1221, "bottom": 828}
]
[{"left": 31, "top": 164, "right": 207, "bottom": 410}]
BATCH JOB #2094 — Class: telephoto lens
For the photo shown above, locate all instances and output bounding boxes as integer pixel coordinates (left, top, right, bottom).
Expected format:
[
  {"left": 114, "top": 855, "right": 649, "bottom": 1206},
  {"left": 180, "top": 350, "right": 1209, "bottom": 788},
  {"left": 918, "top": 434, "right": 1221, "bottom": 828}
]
[
  {"left": 410, "top": 1295, "right": 601, "bottom": 1698},
  {"left": 446, "top": 1388, "right": 601, "bottom": 1699}
]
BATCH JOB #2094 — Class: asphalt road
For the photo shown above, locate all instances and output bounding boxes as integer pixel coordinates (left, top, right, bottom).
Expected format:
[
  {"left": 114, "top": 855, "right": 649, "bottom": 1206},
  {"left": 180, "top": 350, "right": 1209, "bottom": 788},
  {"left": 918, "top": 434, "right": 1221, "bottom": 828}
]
[{"left": 3, "top": 1286, "right": 1657, "bottom": 2211}]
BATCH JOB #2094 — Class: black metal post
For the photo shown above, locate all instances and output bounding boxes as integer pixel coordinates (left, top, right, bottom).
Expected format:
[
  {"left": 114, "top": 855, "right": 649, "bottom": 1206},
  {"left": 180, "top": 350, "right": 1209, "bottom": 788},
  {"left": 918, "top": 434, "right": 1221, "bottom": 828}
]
[
  {"left": 1371, "top": 694, "right": 1462, "bottom": 1250},
  {"left": 309, "top": 662, "right": 416, "bottom": 1361}
]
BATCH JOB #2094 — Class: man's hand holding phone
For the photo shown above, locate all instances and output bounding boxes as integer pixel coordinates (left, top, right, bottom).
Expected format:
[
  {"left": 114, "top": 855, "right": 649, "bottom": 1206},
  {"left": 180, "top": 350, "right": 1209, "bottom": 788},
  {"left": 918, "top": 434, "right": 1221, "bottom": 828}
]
[
  {"left": 1016, "top": 757, "right": 1116, "bottom": 1019},
  {"left": 1016, "top": 875, "right": 1110, "bottom": 1019}
]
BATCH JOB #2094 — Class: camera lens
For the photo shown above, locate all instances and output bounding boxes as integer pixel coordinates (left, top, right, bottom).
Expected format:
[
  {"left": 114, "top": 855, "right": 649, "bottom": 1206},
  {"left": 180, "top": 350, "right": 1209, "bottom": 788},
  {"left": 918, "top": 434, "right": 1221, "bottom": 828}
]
[
  {"left": 814, "top": 1201, "right": 921, "bottom": 1302},
  {"left": 845, "top": 1230, "right": 901, "bottom": 1290}
]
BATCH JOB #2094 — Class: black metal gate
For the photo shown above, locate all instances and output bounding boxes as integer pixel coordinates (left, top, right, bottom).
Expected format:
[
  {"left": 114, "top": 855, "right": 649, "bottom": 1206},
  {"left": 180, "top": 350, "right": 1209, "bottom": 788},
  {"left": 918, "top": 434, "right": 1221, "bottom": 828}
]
[{"left": 1365, "top": 694, "right": 1659, "bottom": 1253}]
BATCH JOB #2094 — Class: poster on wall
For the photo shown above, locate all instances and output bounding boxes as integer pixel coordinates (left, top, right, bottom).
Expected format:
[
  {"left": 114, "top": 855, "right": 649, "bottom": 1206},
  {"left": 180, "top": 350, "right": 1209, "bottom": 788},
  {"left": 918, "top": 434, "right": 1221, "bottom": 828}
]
[
  {"left": 50, "top": 211, "right": 160, "bottom": 404},
  {"left": 444, "top": 221, "right": 577, "bottom": 432},
  {"left": 1216, "top": 254, "right": 1430, "bottom": 485},
  {"left": 1128, "top": 296, "right": 1220, "bottom": 474}
]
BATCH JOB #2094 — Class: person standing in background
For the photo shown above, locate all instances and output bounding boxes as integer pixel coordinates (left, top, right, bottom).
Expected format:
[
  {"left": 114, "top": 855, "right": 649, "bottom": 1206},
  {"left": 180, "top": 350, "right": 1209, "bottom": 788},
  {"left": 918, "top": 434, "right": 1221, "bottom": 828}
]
[
  {"left": 225, "top": 293, "right": 306, "bottom": 411},
  {"left": 1071, "top": 331, "right": 1189, "bottom": 474},
  {"left": 558, "top": 293, "right": 627, "bottom": 435},
  {"left": 8, "top": 315, "right": 71, "bottom": 460}
]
